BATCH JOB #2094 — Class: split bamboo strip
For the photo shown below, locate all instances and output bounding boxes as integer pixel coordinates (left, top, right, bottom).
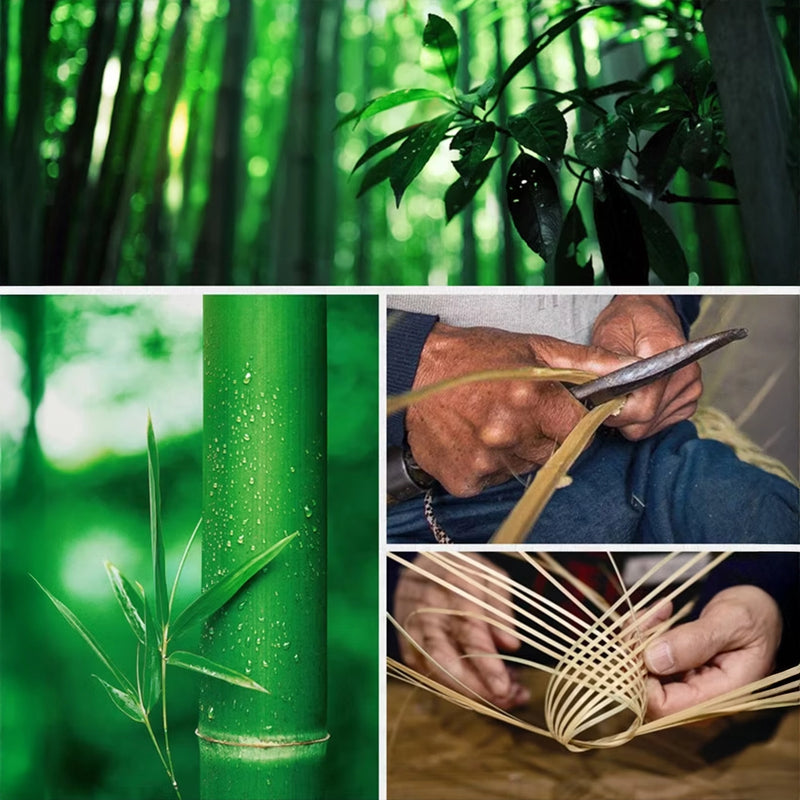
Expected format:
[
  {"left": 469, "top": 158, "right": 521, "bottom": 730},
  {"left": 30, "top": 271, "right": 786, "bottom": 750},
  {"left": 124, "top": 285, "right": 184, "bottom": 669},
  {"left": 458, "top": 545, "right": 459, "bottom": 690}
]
[
  {"left": 199, "top": 297, "right": 328, "bottom": 800},
  {"left": 491, "top": 397, "right": 626, "bottom": 543},
  {"left": 388, "top": 551, "right": 800, "bottom": 753}
]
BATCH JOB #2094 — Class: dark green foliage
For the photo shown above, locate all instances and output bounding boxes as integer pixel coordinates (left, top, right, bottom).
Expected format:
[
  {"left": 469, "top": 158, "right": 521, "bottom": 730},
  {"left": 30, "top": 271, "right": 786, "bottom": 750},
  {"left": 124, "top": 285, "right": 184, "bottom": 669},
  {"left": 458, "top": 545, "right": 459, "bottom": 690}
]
[
  {"left": 506, "top": 153, "right": 562, "bottom": 263},
  {"left": 553, "top": 202, "right": 593, "bottom": 286}
]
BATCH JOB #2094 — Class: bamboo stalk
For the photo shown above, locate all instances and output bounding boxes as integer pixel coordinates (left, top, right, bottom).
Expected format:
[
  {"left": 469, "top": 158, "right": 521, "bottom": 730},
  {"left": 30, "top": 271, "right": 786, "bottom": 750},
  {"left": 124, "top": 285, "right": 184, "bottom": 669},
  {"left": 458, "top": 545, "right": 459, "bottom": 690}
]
[{"left": 199, "top": 296, "right": 328, "bottom": 800}]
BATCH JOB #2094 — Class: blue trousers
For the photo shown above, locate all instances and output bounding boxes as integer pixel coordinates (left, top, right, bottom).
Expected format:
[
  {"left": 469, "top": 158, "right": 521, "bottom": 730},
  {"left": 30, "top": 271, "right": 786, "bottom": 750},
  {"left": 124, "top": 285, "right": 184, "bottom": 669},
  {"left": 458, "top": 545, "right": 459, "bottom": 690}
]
[{"left": 387, "top": 421, "right": 800, "bottom": 544}]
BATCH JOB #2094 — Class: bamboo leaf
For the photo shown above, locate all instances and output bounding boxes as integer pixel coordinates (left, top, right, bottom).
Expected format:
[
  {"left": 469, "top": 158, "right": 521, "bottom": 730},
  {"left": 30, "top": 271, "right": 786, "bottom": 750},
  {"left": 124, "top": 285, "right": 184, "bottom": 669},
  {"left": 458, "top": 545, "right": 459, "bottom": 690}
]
[
  {"left": 169, "top": 517, "right": 202, "bottom": 619},
  {"left": 422, "top": 14, "right": 459, "bottom": 88},
  {"left": 33, "top": 576, "right": 133, "bottom": 692},
  {"left": 146, "top": 413, "right": 168, "bottom": 629},
  {"left": 506, "top": 152, "right": 562, "bottom": 261},
  {"left": 93, "top": 676, "right": 146, "bottom": 723},
  {"left": 450, "top": 122, "right": 496, "bottom": 183},
  {"left": 507, "top": 104, "right": 567, "bottom": 162},
  {"left": 169, "top": 532, "right": 299, "bottom": 641},
  {"left": 140, "top": 594, "right": 162, "bottom": 711},
  {"left": 390, "top": 111, "right": 458, "bottom": 206},
  {"left": 445, "top": 156, "right": 497, "bottom": 221},
  {"left": 335, "top": 88, "right": 452, "bottom": 129},
  {"left": 167, "top": 651, "right": 269, "bottom": 694},
  {"left": 105, "top": 561, "right": 146, "bottom": 644},
  {"left": 574, "top": 116, "right": 629, "bottom": 172}
]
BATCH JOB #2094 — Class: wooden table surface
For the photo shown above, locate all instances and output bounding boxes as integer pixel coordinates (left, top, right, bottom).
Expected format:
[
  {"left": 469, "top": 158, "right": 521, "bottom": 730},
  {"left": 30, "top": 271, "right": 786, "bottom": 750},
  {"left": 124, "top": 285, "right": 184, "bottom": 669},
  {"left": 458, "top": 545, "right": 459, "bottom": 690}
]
[{"left": 387, "top": 677, "right": 800, "bottom": 800}]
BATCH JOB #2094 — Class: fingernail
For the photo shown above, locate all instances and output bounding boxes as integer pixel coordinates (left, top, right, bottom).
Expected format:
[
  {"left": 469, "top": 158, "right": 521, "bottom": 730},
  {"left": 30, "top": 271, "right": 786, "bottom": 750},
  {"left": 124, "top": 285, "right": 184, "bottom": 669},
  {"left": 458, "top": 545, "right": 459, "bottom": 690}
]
[
  {"left": 644, "top": 640, "right": 674, "bottom": 674},
  {"left": 488, "top": 675, "right": 509, "bottom": 697}
]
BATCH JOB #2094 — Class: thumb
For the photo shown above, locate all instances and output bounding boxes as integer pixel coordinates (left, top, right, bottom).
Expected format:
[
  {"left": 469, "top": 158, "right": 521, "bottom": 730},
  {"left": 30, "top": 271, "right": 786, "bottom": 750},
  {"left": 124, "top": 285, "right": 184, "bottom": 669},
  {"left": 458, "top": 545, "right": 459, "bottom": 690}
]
[
  {"left": 531, "top": 336, "right": 636, "bottom": 378},
  {"left": 644, "top": 615, "right": 728, "bottom": 676}
]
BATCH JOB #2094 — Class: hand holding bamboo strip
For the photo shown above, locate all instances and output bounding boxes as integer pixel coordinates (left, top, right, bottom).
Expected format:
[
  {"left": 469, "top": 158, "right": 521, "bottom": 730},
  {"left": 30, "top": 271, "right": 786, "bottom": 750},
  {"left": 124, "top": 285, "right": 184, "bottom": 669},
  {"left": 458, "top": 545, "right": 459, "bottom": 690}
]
[{"left": 388, "top": 552, "right": 800, "bottom": 753}]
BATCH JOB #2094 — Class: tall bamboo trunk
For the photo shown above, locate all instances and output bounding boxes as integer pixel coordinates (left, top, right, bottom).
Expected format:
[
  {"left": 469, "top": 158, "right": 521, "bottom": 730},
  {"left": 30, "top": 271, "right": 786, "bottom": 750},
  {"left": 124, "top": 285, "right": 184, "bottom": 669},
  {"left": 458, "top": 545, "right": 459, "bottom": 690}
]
[{"left": 199, "top": 296, "right": 328, "bottom": 800}]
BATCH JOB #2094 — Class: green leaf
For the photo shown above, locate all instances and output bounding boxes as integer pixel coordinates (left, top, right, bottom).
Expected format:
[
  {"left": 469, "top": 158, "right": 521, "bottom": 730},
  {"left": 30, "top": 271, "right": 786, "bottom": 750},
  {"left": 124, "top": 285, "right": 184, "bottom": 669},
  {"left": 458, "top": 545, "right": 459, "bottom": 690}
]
[
  {"left": 592, "top": 172, "right": 649, "bottom": 285},
  {"left": 506, "top": 152, "right": 562, "bottom": 262},
  {"left": 680, "top": 118, "right": 722, "bottom": 179},
  {"left": 146, "top": 413, "right": 168, "bottom": 629},
  {"left": 507, "top": 104, "right": 567, "bottom": 162},
  {"left": 390, "top": 111, "right": 457, "bottom": 206},
  {"left": 637, "top": 120, "right": 687, "bottom": 202},
  {"left": 33, "top": 576, "right": 132, "bottom": 691},
  {"left": 629, "top": 195, "right": 689, "bottom": 285},
  {"left": 445, "top": 156, "right": 497, "bottom": 221},
  {"left": 105, "top": 561, "right": 146, "bottom": 644},
  {"left": 616, "top": 86, "right": 691, "bottom": 133},
  {"left": 169, "top": 517, "right": 202, "bottom": 618},
  {"left": 457, "top": 78, "right": 495, "bottom": 110},
  {"left": 356, "top": 151, "right": 396, "bottom": 198},
  {"left": 574, "top": 116, "right": 629, "bottom": 172},
  {"left": 422, "top": 14, "right": 459, "bottom": 89},
  {"left": 496, "top": 6, "right": 598, "bottom": 102},
  {"left": 335, "top": 88, "right": 452, "bottom": 130},
  {"left": 169, "top": 532, "right": 299, "bottom": 641},
  {"left": 450, "top": 122, "right": 495, "bottom": 183},
  {"left": 351, "top": 124, "right": 422, "bottom": 173},
  {"left": 553, "top": 202, "right": 594, "bottom": 285},
  {"left": 139, "top": 594, "right": 162, "bottom": 712},
  {"left": 93, "top": 676, "right": 146, "bottom": 723},
  {"left": 167, "top": 651, "right": 269, "bottom": 694}
]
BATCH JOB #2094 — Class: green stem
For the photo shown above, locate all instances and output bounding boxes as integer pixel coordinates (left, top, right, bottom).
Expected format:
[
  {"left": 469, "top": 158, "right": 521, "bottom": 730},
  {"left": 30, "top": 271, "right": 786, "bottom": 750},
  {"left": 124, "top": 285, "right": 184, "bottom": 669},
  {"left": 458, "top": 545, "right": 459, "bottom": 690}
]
[
  {"left": 160, "top": 638, "right": 180, "bottom": 799},
  {"left": 143, "top": 708, "right": 181, "bottom": 800},
  {"left": 198, "top": 296, "right": 328, "bottom": 800}
]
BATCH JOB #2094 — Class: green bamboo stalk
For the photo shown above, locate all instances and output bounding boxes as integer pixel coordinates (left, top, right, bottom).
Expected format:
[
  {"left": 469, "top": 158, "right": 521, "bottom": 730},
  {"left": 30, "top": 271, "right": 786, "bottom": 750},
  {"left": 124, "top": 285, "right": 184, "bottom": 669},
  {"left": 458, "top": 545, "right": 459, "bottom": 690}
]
[{"left": 199, "top": 296, "right": 328, "bottom": 800}]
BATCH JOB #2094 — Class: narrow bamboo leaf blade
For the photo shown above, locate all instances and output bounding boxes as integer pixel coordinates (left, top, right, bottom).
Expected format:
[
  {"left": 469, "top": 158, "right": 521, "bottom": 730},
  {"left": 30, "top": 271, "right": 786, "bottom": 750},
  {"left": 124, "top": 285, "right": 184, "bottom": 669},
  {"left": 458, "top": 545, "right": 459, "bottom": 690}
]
[
  {"left": 93, "top": 676, "right": 146, "bottom": 723},
  {"left": 422, "top": 14, "right": 459, "bottom": 88},
  {"left": 390, "top": 111, "right": 458, "bottom": 206},
  {"left": 335, "top": 88, "right": 452, "bottom": 129},
  {"left": 33, "top": 577, "right": 132, "bottom": 691},
  {"left": 169, "top": 532, "right": 298, "bottom": 641},
  {"left": 496, "top": 6, "right": 598, "bottom": 100},
  {"left": 167, "top": 651, "right": 269, "bottom": 693},
  {"left": 141, "top": 595, "right": 162, "bottom": 711},
  {"left": 574, "top": 116, "right": 629, "bottom": 172},
  {"left": 105, "top": 561, "right": 146, "bottom": 644},
  {"left": 351, "top": 124, "right": 422, "bottom": 173},
  {"left": 592, "top": 173, "right": 649, "bottom": 284},
  {"left": 506, "top": 152, "right": 562, "bottom": 261},
  {"left": 507, "top": 104, "right": 567, "bottom": 162},
  {"left": 553, "top": 202, "right": 594, "bottom": 285},
  {"left": 450, "top": 122, "right": 495, "bottom": 183},
  {"left": 637, "top": 120, "right": 686, "bottom": 203},
  {"left": 445, "top": 156, "right": 497, "bottom": 221},
  {"left": 629, "top": 195, "right": 689, "bottom": 284},
  {"left": 146, "top": 414, "right": 168, "bottom": 628}
]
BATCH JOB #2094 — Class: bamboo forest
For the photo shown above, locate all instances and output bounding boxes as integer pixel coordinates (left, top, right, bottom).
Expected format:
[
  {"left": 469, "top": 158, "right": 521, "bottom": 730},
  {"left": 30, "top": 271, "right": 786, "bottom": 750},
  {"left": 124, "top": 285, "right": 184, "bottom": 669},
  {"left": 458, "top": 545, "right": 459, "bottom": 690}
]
[
  {"left": 0, "top": 294, "right": 378, "bottom": 799},
  {"left": 2, "top": 0, "right": 797, "bottom": 286}
]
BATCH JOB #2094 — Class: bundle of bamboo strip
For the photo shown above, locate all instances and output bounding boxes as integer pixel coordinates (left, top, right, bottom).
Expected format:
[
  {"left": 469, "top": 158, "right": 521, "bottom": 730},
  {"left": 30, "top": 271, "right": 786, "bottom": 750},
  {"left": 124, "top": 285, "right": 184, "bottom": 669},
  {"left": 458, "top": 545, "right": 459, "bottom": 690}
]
[{"left": 388, "top": 551, "right": 800, "bottom": 753}]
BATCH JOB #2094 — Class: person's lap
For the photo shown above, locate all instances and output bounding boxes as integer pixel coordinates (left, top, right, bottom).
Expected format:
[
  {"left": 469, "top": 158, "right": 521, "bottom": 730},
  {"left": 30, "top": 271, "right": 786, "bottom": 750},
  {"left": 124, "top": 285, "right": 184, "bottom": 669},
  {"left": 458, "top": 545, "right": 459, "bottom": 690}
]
[{"left": 387, "top": 421, "right": 800, "bottom": 545}]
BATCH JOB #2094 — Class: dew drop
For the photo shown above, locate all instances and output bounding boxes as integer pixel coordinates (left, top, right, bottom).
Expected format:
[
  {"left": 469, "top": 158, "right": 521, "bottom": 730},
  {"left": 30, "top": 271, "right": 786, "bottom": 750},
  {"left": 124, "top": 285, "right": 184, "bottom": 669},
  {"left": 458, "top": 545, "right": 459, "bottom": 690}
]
[
  {"left": 207, "top": 707, "right": 215, "bottom": 720},
  {"left": 243, "top": 372, "right": 252, "bottom": 384},
  {"left": 303, "top": 505, "right": 312, "bottom": 518}
]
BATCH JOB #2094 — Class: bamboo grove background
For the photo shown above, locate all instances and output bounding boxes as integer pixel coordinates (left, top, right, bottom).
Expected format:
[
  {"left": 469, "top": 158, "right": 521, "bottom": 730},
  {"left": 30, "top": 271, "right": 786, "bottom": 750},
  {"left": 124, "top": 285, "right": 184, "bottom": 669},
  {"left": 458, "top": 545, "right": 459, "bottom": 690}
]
[
  {"left": 2, "top": 0, "right": 797, "bottom": 286},
  {"left": 0, "top": 295, "right": 378, "bottom": 799}
]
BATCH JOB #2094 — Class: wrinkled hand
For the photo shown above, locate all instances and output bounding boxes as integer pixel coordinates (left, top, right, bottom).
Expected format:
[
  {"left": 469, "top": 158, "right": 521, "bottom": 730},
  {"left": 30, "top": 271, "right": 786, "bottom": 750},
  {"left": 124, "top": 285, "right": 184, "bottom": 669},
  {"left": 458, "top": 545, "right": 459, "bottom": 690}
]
[
  {"left": 591, "top": 295, "right": 702, "bottom": 440},
  {"left": 644, "top": 586, "right": 782, "bottom": 719},
  {"left": 394, "top": 554, "right": 530, "bottom": 709},
  {"left": 406, "top": 323, "right": 631, "bottom": 496}
]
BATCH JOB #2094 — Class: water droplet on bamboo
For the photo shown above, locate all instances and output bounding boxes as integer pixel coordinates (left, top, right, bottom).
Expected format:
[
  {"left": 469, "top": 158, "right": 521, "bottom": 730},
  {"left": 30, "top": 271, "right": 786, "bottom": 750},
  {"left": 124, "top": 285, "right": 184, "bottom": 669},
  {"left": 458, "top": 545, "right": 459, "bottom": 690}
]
[
  {"left": 243, "top": 372, "right": 252, "bottom": 384},
  {"left": 207, "top": 707, "right": 215, "bottom": 720},
  {"left": 303, "top": 505, "right": 312, "bottom": 518}
]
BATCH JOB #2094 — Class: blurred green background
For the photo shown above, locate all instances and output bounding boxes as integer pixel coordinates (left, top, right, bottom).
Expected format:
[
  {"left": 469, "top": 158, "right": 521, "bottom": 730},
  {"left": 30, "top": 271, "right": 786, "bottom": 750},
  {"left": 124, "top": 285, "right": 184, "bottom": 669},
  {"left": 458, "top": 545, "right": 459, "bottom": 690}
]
[
  {"left": 0, "top": 294, "right": 378, "bottom": 799},
  {"left": 3, "top": 0, "right": 796, "bottom": 285}
]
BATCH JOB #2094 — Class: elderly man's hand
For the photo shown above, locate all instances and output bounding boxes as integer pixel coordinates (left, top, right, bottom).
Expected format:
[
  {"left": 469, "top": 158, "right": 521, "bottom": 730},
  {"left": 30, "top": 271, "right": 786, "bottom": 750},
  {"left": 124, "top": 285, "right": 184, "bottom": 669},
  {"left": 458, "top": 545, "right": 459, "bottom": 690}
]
[
  {"left": 394, "top": 554, "right": 529, "bottom": 709},
  {"left": 591, "top": 295, "right": 703, "bottom": 440},
  {"left": 405, "top": 323, "right": 630, "bottom": 497},
  {"left": 644, "top": 586, "right": 782, "bottom": 719}
]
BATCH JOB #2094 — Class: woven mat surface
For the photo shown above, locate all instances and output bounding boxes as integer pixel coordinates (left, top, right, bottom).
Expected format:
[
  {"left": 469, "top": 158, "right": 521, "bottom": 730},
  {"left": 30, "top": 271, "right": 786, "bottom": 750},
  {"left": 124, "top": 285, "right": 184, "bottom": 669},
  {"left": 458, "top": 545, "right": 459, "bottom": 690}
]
[{"left": 387, "top": 676, "right": 800, "bottom": 800}]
